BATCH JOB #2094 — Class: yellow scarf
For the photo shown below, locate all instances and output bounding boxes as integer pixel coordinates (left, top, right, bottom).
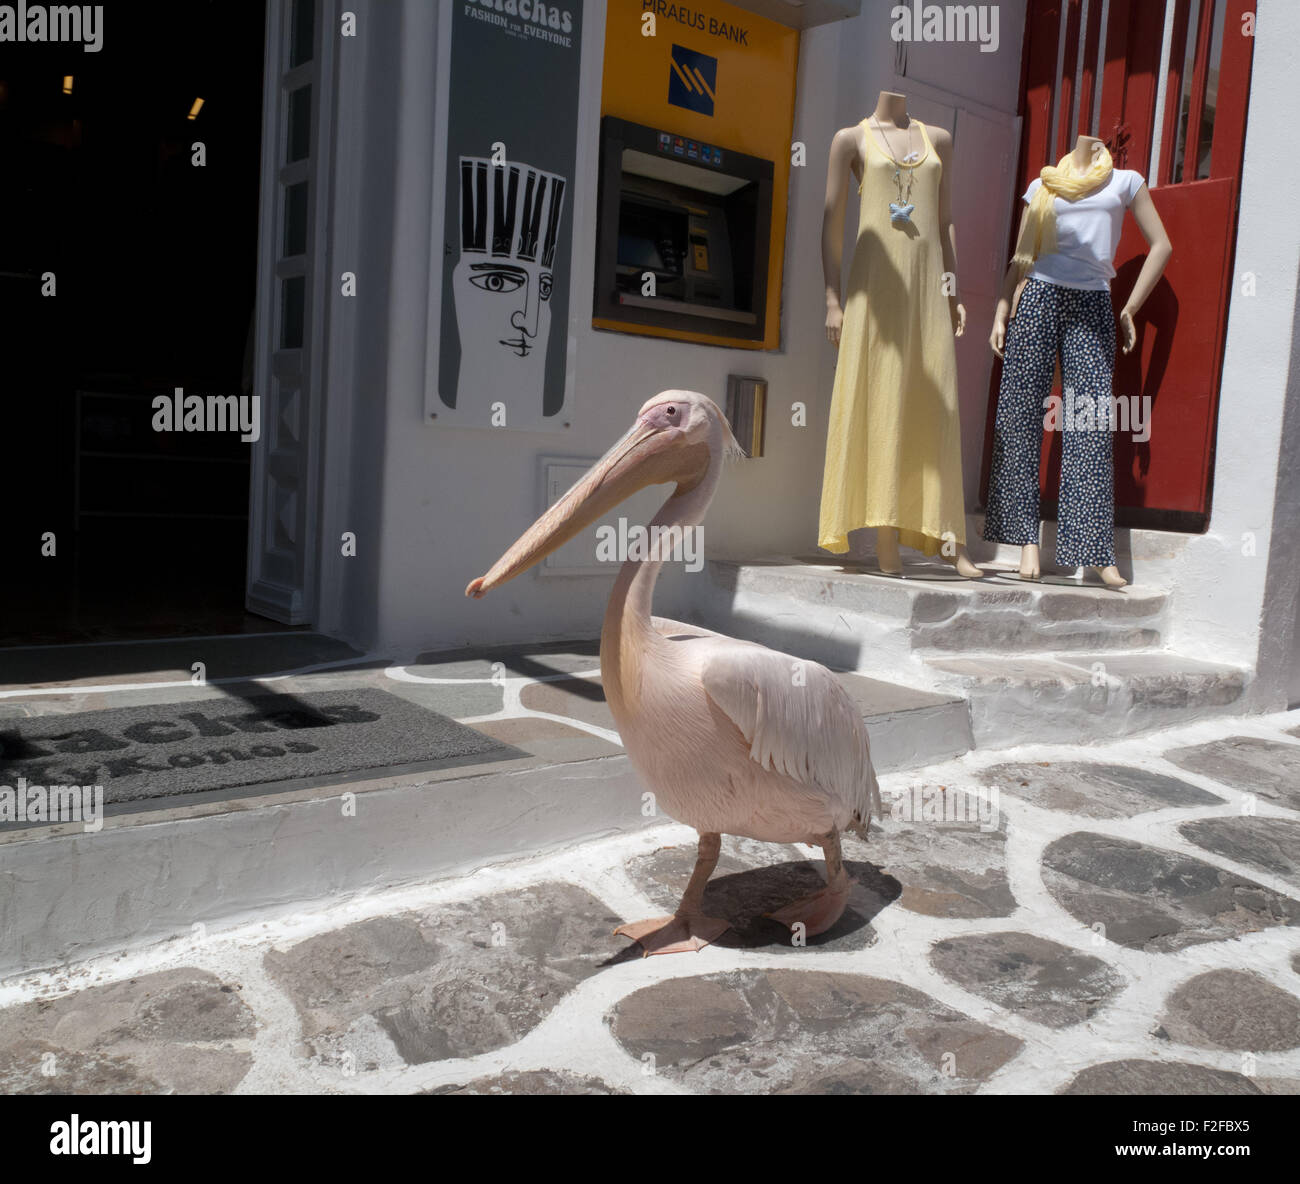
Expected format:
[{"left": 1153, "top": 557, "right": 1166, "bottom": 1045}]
[{"left": 1012, "top": 145, "right": 1114, "bottom": 273}]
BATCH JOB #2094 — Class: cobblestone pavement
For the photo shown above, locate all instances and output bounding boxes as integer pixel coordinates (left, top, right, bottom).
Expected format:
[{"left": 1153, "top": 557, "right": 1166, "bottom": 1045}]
[{"left": 2, "top": 710, "right": 1299, "bottom": 1095}]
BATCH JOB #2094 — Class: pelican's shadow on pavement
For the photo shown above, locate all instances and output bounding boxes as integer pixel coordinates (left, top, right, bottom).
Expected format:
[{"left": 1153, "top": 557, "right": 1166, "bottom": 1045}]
[{"left": 602, "top": 847, "right": 900, "bottom": 963}]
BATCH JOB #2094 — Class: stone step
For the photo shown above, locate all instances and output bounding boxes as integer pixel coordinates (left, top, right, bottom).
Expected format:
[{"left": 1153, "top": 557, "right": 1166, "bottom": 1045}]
[
  {"left": 923, "top": 651, "right": 1250, "bottom": 747},
  {"left": 833, "top": 672, "right": 972, "bottom": 771},
  {"left": 698, "top": 557, "right": 1168, "bottom": 657}
]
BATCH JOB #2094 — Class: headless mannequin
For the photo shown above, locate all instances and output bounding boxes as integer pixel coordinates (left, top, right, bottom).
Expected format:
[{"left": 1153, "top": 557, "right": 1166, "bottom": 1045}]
[
  {"left": 823, "top": 90, "right": 983, "bottom": 578},
  {"left": 989, "top": 133, "right": 1172, "bottom": 588}
]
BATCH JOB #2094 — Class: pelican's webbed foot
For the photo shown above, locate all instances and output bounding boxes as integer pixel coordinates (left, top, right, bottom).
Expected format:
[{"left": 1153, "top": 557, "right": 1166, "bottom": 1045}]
[
  {"left": 614, "top": 913, "right": 730, "bottom": 956},
  {"left": 765, "top": 829, "right": 853, "bottom": 937}
]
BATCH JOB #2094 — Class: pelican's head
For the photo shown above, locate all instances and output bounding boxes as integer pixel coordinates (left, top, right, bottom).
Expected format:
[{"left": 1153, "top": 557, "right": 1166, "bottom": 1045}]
[{"left": 466, "top": 390, "right": 741, "bottom": 598}]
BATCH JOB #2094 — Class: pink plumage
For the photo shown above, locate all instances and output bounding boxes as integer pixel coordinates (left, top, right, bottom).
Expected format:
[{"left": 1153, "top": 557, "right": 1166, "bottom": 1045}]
[{"left": 468, "top": 390, "right": 881, "bottom": 954}]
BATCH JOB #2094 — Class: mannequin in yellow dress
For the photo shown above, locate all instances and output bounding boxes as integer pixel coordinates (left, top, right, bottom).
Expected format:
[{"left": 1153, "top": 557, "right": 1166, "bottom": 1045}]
[{"left": 819, "top": 90, "right": 981, "bottom": 578}]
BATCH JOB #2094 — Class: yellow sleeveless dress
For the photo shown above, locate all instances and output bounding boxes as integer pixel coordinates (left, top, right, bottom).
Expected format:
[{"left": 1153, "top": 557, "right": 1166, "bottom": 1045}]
[{"left": 818, "top": 120, "right": 967, "bottom": 557}]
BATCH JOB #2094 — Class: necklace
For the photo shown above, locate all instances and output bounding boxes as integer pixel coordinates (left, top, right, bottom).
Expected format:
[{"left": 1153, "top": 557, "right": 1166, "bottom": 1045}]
[{"left": 871, "top": 116, "right": 922, "bottom": 225}]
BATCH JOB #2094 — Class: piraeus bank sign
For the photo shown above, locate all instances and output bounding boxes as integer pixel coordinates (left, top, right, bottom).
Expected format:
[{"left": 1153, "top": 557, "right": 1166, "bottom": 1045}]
[{"left": 642, "top": 1, "right": 750, "bottom": 44}]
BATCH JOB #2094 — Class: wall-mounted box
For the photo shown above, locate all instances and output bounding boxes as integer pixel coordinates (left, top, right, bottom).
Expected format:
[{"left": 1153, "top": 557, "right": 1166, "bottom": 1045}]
[
  {"left": 725, "top": 375, "right": 767, "bottom": 458},
  {"left": 538, "top": 456, "right": 665, "bottom": 575}
]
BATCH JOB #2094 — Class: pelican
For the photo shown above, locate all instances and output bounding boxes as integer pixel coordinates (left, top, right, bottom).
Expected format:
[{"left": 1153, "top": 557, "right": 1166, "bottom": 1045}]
[{"left": 467, "top": 390, "right": 881, "bottom": 954}]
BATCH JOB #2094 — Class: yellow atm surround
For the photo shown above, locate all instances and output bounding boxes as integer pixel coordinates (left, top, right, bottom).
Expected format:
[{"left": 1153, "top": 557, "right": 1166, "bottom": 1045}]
[{"left": 597, "top": 0, "right": 799, "bottom": 350}]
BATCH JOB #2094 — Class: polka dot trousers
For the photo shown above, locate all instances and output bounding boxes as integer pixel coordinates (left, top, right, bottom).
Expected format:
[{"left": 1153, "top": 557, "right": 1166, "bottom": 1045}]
[{"left": 983, "top": 277, "right": 1118, "bottom": 568}]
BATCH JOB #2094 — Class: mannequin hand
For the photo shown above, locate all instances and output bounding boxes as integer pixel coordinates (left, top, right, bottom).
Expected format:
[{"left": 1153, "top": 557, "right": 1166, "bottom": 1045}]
[
  {"left": 989, "top": 316, "right": 1007, "bottom": 359},
  {"left": 951, "top": 301, "right": 966, "bottom": 338},
  {"left": 826, "top": 303, "right": 843, "bottom": 347},
  {"left": 1119, "top": 307, "right": 1137, "bottom": 354}
]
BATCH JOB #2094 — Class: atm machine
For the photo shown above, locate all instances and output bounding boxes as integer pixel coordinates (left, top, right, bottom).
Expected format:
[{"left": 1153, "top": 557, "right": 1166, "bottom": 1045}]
[{"left": 593, "top": 116, "right": 774, "bottom": 346}]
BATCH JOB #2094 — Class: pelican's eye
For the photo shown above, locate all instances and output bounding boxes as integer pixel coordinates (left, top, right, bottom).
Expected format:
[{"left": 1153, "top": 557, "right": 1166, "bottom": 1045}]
[{"left": 666, "top": 405, "right": 677, "bottom": 417}]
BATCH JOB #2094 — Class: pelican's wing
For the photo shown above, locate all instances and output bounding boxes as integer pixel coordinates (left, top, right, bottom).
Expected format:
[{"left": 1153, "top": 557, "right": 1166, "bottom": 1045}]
[{"left": 698, "top": 639, "right": 881, "bottom": 826}]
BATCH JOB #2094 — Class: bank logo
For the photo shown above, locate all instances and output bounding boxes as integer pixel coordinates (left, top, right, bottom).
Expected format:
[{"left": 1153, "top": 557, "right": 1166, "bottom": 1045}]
[{"left": 668, "top": 44, "right": 716, "bottom": 116}]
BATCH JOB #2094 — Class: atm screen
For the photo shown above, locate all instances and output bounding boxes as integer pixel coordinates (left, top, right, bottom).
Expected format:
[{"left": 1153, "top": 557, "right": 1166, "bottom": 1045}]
[
  {"left": 617, "top": 200, "right": 686, "bottom": 275},
  {"left": 618, "top": 234, "right": 666, "bottom": 271}
]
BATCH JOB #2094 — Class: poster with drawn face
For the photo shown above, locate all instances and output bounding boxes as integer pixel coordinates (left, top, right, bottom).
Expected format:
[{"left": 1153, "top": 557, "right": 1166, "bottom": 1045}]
[{"left": 434, "top": 1, "right": 583, "bottom": 432}]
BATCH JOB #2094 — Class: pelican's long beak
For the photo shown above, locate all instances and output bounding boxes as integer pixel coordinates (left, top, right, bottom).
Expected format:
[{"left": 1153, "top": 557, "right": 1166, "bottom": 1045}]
[{"left": 466, "top": 418, "right": 702, "bottom": 598}]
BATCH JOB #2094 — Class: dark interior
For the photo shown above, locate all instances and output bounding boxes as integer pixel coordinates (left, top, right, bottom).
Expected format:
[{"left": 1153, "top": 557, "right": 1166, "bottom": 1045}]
[{"left": 0, "top": 0, "right": 270, "bottom": 646}]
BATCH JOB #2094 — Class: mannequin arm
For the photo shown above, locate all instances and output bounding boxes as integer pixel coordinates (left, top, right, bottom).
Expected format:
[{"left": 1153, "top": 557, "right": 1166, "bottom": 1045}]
[
  {"left": 932, "top": 125, "right": 965, "bottom": 337},
  {"left": 989, "top": 206, "right": 1031, "bottom": 357},
  {"left": 821, "top": 128, "right": 856, "bottom": 344},
  {"left": 1118, "top": 184, "right": 1172, "bottom": 351}
]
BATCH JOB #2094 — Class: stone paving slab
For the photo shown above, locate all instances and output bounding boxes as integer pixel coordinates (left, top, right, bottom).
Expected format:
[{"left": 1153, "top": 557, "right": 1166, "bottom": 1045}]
[
  {"left": 610, "top": 968, "right": 1023, "bottom": 1093},
  {"left": 1061, "top": 1060, "right": 1270, "bottom": 1095},
  {"left": 0, "top": 969, "right": 254, "bottom": 1094},
  {"left": 1159, "top": 970, "right": 1300, "bottom": 1051},
  {"left": 264, "top": 882, "right": 622, "bottom": 1069},
  {"left": 986, "top": 761, "right": 1224, "bottom": 817},
  {"left": 469, "top": 716, "right": 623, "bottom": 762},
  {"left": 1041, "top": 832, "right": 1300, "bottom": 952},
  {"left": 427, "top": 1069, "right": 627, "bottom": 1095},
  {"left": 519, "top": 678, "right": 617, "bottom": 732},
  {"left": 929, "top": 932, "right": 1125, "bottom": 1028},
  {"left": 1164, "top": 736, "right": 1300, "bottom": 809},
  {"left": 395, "top": 681, "right": 505, "bottom": 719},
  {"left": 855, "top": 791, "right": 1016, "bottom": 919},
  {"left": 1179, "top": 817, "right": 1300, "bottom": 890}
]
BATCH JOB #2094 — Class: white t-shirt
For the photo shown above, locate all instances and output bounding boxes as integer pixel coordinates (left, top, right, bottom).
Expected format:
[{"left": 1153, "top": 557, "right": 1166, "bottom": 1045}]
[{"left": 1023, "top": 168, "right": 1145, "bottom": 290}]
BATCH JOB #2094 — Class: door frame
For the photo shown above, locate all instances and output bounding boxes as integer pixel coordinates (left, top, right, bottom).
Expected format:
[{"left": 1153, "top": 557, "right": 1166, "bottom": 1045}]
[{"left": 246, "top": 0, "right": 340, "bottom": 625}]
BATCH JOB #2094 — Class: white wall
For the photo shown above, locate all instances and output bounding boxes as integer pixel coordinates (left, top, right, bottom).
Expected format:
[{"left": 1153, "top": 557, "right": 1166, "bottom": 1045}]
[
  {"left": 1153, "top": 0, "right": 1300, "bottom": 706},
  {"left": 313, "top": 0, "right": 1028, "bottom": 655}
]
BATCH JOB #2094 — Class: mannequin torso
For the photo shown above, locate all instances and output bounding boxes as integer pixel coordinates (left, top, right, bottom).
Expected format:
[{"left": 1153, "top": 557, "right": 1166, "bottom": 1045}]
[
  {"left": 986, "top": 132, "right": 1173, "bottom": 587},
  {"left": 819, "top": 90, "right": 981, "bottom": 578}
]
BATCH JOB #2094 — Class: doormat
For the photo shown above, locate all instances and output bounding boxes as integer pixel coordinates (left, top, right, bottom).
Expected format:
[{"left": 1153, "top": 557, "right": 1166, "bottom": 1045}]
[{"left": 0, "top": 689, "right": 524, "bottom": 819}]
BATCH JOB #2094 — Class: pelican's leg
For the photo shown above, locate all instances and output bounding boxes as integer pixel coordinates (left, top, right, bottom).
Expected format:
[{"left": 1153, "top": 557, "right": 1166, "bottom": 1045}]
[
  {"left": 614, "top": 832, "right": 731, "bottom": 956},
  {"left": 764, "top": 828, "right": 853, "bottom": 937}
]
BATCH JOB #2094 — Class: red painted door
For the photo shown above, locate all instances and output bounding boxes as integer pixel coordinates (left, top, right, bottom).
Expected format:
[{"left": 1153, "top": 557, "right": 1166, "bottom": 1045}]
[{"left": 980, "top": 0, "right": 1256, "bottom": 532}]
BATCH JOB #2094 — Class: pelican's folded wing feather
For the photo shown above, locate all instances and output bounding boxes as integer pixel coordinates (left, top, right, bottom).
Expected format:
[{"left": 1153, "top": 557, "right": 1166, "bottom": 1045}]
[{"left": 698, "top": 641, "right": 881, "bottom": 824}]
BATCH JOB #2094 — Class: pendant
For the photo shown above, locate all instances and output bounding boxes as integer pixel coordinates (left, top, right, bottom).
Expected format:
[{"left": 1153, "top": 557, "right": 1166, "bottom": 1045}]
[{"left": 889, "top": 202, "right": 914, "bottom": 224}]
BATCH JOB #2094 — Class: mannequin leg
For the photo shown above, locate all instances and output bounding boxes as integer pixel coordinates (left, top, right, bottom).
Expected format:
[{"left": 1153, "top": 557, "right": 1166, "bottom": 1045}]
[
  {"left": 983, "top": 280, "right": 1060, "bottom": 572},
  {"left": 876, "top": 526, "right": 901, "bottom": 574},
  {"left": 1019, "top": 542, "right": 1041, "bottom": 579},
  {"left": 943, "top": 542, "right": 985, "bottom": 578},
  {"left": 1056, "top": 289, "right": 1126, "bottom": 587}
]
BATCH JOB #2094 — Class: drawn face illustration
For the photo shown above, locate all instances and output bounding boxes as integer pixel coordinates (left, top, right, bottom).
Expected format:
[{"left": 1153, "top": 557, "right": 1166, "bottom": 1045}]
[{"left": 453, "top": 157, "right": 566, "bottom": 425}]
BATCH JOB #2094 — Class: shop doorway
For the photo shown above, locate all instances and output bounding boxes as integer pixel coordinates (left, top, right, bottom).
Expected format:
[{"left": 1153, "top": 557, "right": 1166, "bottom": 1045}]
[
  {"left": 0, "top": 1, "right": 270, "bottom": 646},
  {"left": 980, "top": 0, "right": 1257, "bottom": 533}
]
